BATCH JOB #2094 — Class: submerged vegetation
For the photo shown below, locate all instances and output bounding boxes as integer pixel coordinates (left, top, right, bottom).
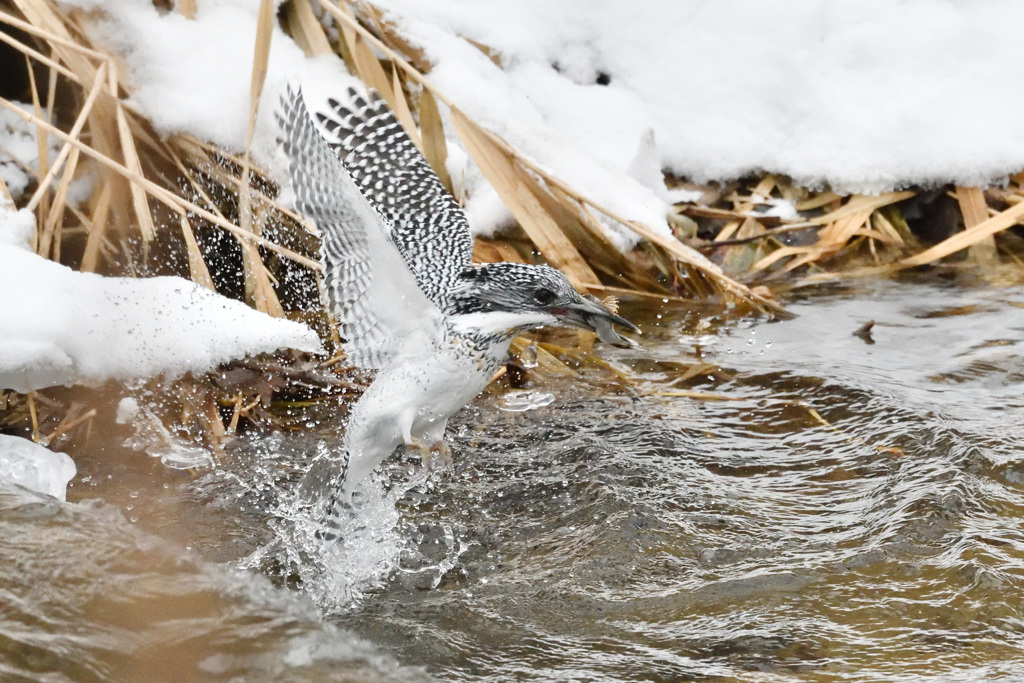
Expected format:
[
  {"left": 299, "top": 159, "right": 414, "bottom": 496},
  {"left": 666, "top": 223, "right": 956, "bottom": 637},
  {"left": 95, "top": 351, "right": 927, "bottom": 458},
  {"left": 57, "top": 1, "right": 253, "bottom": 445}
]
[{"left": 3, "top": 0, "right": 1024, "bottom": 444}]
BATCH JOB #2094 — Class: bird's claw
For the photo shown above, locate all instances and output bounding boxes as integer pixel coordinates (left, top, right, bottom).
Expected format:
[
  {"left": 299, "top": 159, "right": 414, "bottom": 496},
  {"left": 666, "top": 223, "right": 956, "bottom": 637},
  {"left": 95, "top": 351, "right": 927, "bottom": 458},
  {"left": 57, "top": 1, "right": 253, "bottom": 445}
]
[
  {"left": 407, "top": 438, "right": 452, "bottom": 471},
  {"left": 427, "top": 440, "right": 452, "bottom": 471}
]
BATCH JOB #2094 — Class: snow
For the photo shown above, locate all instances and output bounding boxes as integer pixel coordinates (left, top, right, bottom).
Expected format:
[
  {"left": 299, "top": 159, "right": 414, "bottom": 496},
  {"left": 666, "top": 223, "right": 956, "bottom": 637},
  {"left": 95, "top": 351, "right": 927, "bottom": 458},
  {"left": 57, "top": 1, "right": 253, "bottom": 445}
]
[
  {"left": 0, "top": 206, "right": 323, "bottom": 393},
  {"left": 59, "top": 0, "right": 355, "bottom": 171},
  {"left": 0, "top": 103, "right": 43, "bottom": 200},
  {"left": 115, "top": 397, "right": 140, "bottom": 425},
  {"left": 1, "top": 102, "right": 95, "bottom": 204},
  {"left": 0, "top": 435, "right": 76, "bottom": 501},
  {"left": 54, "top": 0, "right": 1024, "bottom": 244},
  {"left": 378, "top": 0, "right": 1024, "bottom": 196}
]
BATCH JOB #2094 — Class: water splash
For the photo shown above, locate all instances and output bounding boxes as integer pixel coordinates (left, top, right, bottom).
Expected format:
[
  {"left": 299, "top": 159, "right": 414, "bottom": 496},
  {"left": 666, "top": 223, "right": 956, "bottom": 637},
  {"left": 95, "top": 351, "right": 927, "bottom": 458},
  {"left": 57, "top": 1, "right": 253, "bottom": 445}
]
[
  {"left": 235, "top": 438, "right": 474, "bottom": 614},
  {"left": 237, "top": 442, "right": 401, "bottom": 612},
  {"left": 118, "top": 394, "right": 214, "bottom": 470},
  {"left": 500, "top": 389, "right": 556, "bottom": 412}
]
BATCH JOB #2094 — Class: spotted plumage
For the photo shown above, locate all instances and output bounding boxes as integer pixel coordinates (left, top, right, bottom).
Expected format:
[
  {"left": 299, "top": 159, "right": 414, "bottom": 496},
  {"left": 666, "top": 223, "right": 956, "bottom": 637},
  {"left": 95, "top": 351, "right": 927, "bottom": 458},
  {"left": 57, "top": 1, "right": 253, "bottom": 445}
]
[
  {"left": 316, "top": 90, "right": 471, "bottom": 314},
  {"left": 277, "top": 86, "right": 638, "bottom": 541}
]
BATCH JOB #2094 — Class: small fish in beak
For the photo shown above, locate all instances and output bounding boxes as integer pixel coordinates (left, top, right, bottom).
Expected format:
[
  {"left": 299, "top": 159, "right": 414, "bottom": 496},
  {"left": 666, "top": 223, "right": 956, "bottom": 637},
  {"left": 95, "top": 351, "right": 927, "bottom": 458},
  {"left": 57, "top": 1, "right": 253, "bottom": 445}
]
[{"left": 556, "top": 295, "right": 640, "bottom": 348}]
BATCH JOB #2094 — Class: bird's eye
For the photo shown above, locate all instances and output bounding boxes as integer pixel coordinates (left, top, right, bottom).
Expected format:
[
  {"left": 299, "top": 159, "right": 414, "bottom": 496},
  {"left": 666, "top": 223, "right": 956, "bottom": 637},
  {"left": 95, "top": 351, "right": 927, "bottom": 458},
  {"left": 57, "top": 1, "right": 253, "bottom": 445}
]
[{"left": 533, "top": 288, "right": 556, "bottom": 305}]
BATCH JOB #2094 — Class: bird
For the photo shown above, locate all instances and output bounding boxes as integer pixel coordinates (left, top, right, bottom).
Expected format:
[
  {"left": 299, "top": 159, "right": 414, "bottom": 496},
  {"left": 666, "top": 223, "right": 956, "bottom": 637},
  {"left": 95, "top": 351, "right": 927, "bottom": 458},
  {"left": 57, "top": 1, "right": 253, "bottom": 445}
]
[{"left": 276, "top": 86, "right": 638, "bottom": 540}]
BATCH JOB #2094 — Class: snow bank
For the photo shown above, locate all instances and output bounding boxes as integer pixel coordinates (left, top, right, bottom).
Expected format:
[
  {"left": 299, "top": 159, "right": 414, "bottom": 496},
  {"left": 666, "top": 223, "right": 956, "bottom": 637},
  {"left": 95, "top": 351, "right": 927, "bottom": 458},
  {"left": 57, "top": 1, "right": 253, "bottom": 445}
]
[
  {"left": 0, "top": 435, "right": 76, "bottom": 501},
  {"left": 376, "top": 0, "right": 1024, "bottom": 195},
  {"left": 0, "top": 207, "right": 323, "bottom": 393},
  {"left": 56, "top": 0, "right": 1024, "bottom": 243}
]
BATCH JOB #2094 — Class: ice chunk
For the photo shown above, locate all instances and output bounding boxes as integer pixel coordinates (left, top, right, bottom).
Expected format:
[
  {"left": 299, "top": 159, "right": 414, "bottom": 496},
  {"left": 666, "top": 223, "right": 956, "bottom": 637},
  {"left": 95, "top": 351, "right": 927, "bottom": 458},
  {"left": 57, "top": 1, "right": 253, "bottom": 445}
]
[{"left": 0, "top": 435, "right": 76, "bottom": 501}]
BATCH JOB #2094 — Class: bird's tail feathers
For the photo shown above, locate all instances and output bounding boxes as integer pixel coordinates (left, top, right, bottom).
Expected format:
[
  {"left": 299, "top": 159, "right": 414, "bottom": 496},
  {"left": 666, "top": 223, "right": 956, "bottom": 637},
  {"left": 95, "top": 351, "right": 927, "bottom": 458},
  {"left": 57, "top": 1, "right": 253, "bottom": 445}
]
[{"left": 316, "top": 449, "right": 353, "bottom": 543}]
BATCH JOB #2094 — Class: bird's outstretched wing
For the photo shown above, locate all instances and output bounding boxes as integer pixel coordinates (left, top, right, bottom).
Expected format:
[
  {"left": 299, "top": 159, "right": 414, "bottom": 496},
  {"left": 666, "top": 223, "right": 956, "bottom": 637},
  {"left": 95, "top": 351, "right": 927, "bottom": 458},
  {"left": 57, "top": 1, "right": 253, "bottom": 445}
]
[
  {"left": 314, "top": 89, "right": 473, "bottom": 313},
  {"left": 277, "top": 87, "right": 444, "bottom": 369}
]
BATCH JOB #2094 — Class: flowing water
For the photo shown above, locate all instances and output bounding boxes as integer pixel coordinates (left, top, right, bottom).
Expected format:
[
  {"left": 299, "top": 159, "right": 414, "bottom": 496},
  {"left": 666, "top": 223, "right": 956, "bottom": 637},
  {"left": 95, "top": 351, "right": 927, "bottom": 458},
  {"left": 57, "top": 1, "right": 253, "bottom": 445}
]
[{"left": 4, "top": 274, "right": 1024, "bottom": 681}]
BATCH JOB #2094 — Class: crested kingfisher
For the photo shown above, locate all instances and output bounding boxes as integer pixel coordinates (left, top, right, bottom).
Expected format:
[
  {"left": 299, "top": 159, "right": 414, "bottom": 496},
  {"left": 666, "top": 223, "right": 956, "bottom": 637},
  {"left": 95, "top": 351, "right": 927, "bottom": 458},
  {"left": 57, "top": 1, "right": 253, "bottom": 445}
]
[{"left": 277, "top": 87, "right": 638, "bottom": 539}]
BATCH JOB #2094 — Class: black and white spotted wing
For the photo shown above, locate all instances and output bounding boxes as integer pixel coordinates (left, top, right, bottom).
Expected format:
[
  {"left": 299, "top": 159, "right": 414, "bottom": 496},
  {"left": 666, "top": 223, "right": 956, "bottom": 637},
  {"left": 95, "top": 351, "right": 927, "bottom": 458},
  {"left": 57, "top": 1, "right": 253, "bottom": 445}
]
[
  {"left": 315, "top": 89, "right": 473, "bottom": 313},
  {"left": 277, "top": 87, "right": 444, "bottom": 370}
]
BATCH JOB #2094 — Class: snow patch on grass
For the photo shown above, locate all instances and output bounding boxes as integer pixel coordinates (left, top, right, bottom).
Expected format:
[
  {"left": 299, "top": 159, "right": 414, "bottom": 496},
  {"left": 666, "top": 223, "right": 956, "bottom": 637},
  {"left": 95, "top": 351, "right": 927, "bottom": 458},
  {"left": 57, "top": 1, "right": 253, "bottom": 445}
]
[{"left": 0, "top": 206, "right": 322, "bottom": 393}]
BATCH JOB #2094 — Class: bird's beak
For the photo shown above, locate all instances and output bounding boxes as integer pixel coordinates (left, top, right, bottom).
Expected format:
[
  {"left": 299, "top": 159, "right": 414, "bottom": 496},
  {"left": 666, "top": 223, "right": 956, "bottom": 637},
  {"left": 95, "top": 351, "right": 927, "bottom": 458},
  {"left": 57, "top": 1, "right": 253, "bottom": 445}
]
[{"left": 554, "top": 296, "right": 640, "bottom": 348}]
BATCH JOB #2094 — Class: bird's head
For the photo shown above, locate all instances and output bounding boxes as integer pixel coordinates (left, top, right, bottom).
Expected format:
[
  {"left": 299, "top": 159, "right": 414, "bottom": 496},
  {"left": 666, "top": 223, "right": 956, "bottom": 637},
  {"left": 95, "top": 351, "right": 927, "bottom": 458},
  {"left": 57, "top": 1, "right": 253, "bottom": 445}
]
[{"left": 450, "top": 263, "right": 639, "bottom": 347}]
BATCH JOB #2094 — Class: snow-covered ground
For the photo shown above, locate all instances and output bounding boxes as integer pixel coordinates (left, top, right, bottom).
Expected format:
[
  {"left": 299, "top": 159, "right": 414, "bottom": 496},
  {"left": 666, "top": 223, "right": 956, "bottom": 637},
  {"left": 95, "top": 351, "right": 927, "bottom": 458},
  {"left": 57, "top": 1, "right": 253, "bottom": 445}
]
[
  {"left": 382, "top": 0, "right": 1024, "bottom": 195},
  {"left": 0, "top": 206, "right": 323, "bottom": 393},
  {"left": 49, "top": 0, "right": 1024, "bottom": 243}
]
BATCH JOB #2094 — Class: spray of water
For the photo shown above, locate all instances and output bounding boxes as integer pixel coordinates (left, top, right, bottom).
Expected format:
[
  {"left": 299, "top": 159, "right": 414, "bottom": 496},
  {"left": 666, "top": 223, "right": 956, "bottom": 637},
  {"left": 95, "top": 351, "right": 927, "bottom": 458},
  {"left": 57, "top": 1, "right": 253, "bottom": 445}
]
[{"left": 237, "top": 439, "right": 471, "bottom": 614}]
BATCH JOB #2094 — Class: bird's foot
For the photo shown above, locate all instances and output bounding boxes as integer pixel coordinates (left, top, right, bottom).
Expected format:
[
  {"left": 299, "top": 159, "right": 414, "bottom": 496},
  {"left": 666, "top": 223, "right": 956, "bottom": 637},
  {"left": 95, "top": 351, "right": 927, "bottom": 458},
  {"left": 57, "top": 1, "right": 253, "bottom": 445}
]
[
  {"left": 405, "top": 439, "right": 452, "bottom": 472},
  {"left": 425, "top": 440, "right": 452, "bottom": 471}
]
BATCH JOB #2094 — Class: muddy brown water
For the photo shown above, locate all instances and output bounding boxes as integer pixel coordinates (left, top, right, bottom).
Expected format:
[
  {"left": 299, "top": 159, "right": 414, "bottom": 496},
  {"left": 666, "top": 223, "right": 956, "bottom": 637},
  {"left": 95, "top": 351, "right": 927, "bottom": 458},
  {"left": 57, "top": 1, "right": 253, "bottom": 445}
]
[{"left": 3, "top": 274, "right": 1024, "bottom": 682}]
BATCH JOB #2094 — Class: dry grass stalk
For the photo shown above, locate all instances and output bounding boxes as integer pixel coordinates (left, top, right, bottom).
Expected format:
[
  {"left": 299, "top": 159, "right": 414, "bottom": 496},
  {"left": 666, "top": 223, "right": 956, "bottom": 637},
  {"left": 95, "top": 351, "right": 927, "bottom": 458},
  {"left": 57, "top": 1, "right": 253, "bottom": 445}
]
[
  {"left": 451, "top": 109, "right": 601, "bottom": 289},
  {"left": 79, "top": 181, "right": 112, "bottom": 272},
  {"left": 417, "top": 86, "right": 452, "bottom": 193},
  {"left": 24, "top": 59, "right": 106, "bottom": 214},
  {"left": 287, "top": 0, "right": 333, "bottom": 57},
  {"left": 653, "top": 390, "right": 743, "bottom": 401},
  {"left": 25, "top": 56, "right": 51, "bottom": 253},
  {"left": 0, "top": 9, "right": 106, "bottom": 66},
  {"left": 678, "top": 169, "right": 1024, "bottom": 282},
  {"left": 0, "top": 25, "right": 78, "bottom": 84},
  {"left": 902, "top": 200, "right": 1024, "bottom": 267},
  {"left": 112, "top": 67, "right": 156, "bottom": 243},
  {"left": 179, "top": 216, "right": 215, "bottom": 290},
  {"left": 810, "top": 191, "right": 914, "bottom": 226},
  {"left": 179, "top": 0, "right": 196, "bottom": 21},
  {"left": 0, "top": 169, "right": 12, "bottom": 203},
  {"left": 955, "top": 186, "right": 988, "bottom": 228},
  {"left": 42, "top": 407, "right": 96, "bottom": 446},
  {"left": 388, "top": 66, "right": 423, "bottom": 153},
  {"left": 0, "top": 96, "right": 322, "bottom": 270},
  {"left": 955, "top": 185, "right": 998, "bottom": 266},
  {"left": 337, "top": 3, "right": 399, "bottom": 117},
  {"left": 237, "top": 0, "right": 286, "bottom": 317},
  {"left": 27, "top": 391, "right": 39, "bottom": 442}
]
